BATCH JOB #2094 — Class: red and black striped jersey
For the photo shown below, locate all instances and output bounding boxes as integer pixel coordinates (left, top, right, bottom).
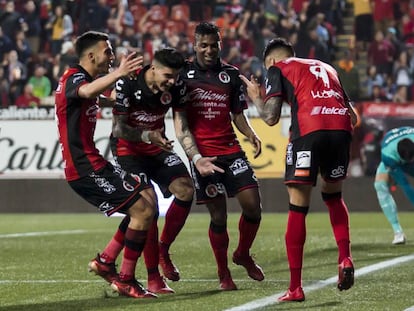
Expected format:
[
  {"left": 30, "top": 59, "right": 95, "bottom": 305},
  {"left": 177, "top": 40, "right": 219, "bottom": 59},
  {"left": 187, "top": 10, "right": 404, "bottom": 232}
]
[
  {"left": 112, "top": 65, "right": 187, "bottom": 156},
  {"left": 55, "top": 65, "right": 107, "bottom": 181},
  {"left": 264, "top": 57, "right": 353, "bottom": 140},
  {"left": 178, "top": 60, "right": 247, "bottom": 156}
]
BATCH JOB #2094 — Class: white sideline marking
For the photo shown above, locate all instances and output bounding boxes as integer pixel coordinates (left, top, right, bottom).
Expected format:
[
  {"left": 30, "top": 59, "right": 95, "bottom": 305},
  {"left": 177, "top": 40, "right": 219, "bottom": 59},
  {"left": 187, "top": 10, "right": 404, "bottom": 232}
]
[
  {"left": 404, "top": 307, "right": 414, "bottom": 311},
  {"left": 224, "top": 254, "right": 414, "bottom": 311},
  {"left": 0, "top": 230, "right": 87, "bottom": 238}
]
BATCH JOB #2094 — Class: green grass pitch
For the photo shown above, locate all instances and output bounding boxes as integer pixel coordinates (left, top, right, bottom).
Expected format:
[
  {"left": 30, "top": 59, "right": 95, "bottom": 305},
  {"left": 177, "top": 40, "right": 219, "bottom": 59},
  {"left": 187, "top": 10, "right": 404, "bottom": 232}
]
[{"left": 0, "top": 212, "right": 413, "bottom": 311}]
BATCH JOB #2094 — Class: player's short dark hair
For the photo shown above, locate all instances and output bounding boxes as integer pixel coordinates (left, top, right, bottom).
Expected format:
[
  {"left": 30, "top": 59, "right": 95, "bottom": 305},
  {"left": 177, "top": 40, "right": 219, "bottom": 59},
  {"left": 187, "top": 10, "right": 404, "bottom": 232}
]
[
  {"left": 397, "top": 138, "right": 414, "bottom": 161},
  {"left": 153, "top": 48, "right": 185, "bottom": 69},
  {"left": 75, "top": 31, "right": 109, "bottom": 57},
  {"left": 263, "top": 37, "right": 295, "bottom": 61},
  {"left": 194, "top": 22, "right": 220, "bottom": 41}
]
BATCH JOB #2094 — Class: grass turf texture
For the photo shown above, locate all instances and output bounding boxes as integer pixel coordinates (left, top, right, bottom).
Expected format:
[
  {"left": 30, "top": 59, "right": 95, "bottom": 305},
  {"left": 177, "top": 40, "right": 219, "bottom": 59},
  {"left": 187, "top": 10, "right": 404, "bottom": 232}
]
[{"left": 0, "top": 212, "right": 413, "bottom": 311}]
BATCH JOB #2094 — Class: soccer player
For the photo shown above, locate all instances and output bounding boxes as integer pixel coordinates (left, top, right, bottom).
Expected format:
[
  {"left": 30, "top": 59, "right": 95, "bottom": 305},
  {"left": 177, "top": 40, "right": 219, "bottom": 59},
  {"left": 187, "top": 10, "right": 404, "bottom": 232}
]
[
  {"left": 240, "top": 37, "right": 358, "bottom": 302},
  {"left": 174, "top": 22, "right": 264, "bottom": 291},
  {"left": 111, "top": 48, "right": 194, "bottom": 293},
  {"left": 55, "top": 31, "right": 157, "bottom": 299},
  {"left": 374, "top": 126, "right": 414, "bottom": 245}
]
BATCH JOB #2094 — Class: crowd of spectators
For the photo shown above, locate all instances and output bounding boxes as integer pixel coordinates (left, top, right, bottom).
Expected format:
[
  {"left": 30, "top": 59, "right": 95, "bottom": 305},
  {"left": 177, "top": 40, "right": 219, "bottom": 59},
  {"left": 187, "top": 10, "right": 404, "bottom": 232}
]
[
  {"left": 0, "top": 0, "right": 413, "bottom": 108},
  {"left": 0, "top": 0, "right": 349, "bottom": 108}
]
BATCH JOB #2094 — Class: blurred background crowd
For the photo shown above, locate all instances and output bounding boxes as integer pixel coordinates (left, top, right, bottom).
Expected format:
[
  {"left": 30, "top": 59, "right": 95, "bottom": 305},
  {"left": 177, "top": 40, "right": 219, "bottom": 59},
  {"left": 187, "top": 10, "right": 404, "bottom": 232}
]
[{"left": 0, "top": 0, "right": 413, "bottom": 108}]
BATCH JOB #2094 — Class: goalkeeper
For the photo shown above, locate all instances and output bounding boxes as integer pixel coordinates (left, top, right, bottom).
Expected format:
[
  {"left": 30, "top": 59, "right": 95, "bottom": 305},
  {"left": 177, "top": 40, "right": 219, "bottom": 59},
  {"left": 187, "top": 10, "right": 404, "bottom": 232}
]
[{"left": 374, "top": 126, "right": 414, "bottom": 245}]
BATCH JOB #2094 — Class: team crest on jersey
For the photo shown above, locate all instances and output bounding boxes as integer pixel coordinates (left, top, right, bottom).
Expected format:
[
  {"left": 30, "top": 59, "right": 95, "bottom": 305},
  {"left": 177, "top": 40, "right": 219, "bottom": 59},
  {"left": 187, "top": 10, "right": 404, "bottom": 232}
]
[
  {"left": 160, "top": 91, "right": 172, "bottom": 105},
  {"left": 123, "top": 181, "right": 135, "bottom": 192},
  {"left": 205, "top": 184, "right": 218, "bottom": 198},
  {"left": 218, "top": 71, "right": 230, "bottom": 83},
  {"left": 130, "top": 173, "right": 141, "bottom": 184}
]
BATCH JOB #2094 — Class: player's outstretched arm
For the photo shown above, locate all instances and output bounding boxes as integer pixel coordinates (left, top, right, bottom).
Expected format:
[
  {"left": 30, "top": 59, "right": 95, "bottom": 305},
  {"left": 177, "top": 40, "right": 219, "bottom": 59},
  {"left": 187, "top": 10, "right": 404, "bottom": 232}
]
[{"left": 79, "top": 53, "right": 143, "bottom": 99}]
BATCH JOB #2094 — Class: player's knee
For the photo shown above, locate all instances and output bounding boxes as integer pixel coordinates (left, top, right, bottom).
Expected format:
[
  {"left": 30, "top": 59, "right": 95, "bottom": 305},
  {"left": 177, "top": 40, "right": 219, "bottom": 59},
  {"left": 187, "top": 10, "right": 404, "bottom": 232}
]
[
  {"left": 129, "top": 197, "right": 156, "bottom": 223},
  {"left": 374, "top": 180, "right": 390, "bottom": 194},
  {"left": 171, "top": 178, "right": 194, "bottom": 201},
  {"left": 175, "top": 184, "right": 194, "bottom": 201}
]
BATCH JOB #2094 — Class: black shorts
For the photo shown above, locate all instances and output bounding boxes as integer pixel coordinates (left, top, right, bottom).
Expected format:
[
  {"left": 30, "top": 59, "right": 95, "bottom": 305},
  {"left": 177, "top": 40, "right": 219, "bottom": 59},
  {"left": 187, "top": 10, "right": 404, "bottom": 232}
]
[
  {"left": 68, "top": 162, "right": 151, "bottom": 216},
  {"left": 114, "top": 151, "right": 190, "bottom": 198},
  {"left": 285, "top": 130, "right": 351, "bottom": 185},
  {"left": 190, "top": 151, "right": 259, "bottom": 204}
]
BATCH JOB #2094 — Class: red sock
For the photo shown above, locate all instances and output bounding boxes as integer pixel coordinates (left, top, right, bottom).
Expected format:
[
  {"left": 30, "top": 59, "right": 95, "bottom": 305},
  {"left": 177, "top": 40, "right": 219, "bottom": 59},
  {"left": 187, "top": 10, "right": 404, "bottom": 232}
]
[
  {"left": 119, "top": 227, "right": 147, "bottom": 281},
  {"left": 100, "top": 216, "right": 130, "bottom": 263},
  {"left": 143, "top": 218, "right": 160, "bottom": 276},
  {"left": 234, "top": 214, "right": 260, "bottom": 256},
  {"left": 285, "top": 207, "right": 307, "bottom": 290},
  {"left": 208, "top": 222, "right": 229, "bottom": 274},
  {"left": 160, "top": 198, "right": 192, "bottom": 246},
  {"left": 323, "top": 193, "right": 351, "bottom": 263}
]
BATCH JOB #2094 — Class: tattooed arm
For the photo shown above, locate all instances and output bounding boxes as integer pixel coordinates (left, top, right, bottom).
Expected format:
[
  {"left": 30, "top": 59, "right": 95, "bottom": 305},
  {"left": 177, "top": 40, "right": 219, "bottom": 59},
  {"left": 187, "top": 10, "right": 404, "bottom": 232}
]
[
  {"left": 112, "top": 114, "right": 173, "bottom": 150},
  {"left": 173, "top": 109, "right": 224, "bottom": 176},
  {"left": 239, "top": 74, "right": 283, "bottom": 126}
]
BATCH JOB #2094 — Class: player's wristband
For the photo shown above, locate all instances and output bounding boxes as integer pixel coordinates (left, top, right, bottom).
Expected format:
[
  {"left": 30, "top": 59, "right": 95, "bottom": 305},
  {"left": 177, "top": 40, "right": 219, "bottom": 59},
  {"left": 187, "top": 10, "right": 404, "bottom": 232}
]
[
  {"left": 192, "top": 153, "right": 202, "bottom": 165},
  {"left": 141, "top": 130, "right": 151, "bottom": 144}
]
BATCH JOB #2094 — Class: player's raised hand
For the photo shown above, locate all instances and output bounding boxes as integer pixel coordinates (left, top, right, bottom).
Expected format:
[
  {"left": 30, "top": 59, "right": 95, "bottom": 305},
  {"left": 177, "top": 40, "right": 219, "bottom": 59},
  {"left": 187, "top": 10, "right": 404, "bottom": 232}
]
[
  {"left": 239, "top": 74, "right": 261, "bottom": 101},
  {"left": 117, "top": 52, "right": 143, "bottom": 77}
]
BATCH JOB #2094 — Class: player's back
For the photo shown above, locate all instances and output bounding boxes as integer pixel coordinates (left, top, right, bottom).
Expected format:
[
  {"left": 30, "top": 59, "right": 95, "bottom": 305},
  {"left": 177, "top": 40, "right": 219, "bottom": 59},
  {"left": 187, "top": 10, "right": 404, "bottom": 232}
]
[{"left": 272, "top": 57, "right": 352, "bottom": 138}]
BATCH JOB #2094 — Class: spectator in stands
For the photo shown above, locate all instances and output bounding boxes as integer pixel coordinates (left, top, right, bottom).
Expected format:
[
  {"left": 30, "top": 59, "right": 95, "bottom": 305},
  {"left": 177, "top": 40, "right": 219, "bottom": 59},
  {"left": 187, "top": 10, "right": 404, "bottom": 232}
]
[
  {"left": 384, "top": 75, "right": 397, "bottom": 100},
  {"left": 78, "top": 0, "right": 111, "bottom": 34},
  {"left": 5, "top": 49, "right": 27, "bottom": 103},
  {"left": 370, "top": 84, "right": 389, "bottom": 102},
  {"left": 386, "top": 27, "right": 404, "bottom": 59},
  {"left": 22, "top": 1, "right": 42, "bottom": 54},
  {"left": 55, "top": 40, "right": 78, "bottom": 78},
  {"left": 401, "top": 10, "right": 414, "bottom": 46},
  {"left": 335, "top": 50, "right": 360, "bottom": 101},
  {"left": 372, "top": 0, "right": 395, "bottom": 33},
  {"left": 118, "top": 24, "right": 140, "bottom": 50},
  {"left": 45, "top": 4, "right": 74, "bottom": 56},
  {"left": 306, "top": 25, "right": 330, "bottom": 62},
  {"left": 364, "top": 65, "right": 385, "bottom": 99},
  {"left": 350, "top": 0, "right": 374, "bottom": 51},
  {"left": 13, "top": 30, "right": 32, "bottom": 65},
  {"left": 28, "top": 64, "right": 51, "bottom": 99},
  {"left": 368, "top": 29, "right": 396, "bottom": 76},
  {"left": 27, "top": 52, "right": 57, "bottom": 90},
  {"left": 14, "top": 83, "right": 40, "bottom": 107},
  {"left": 0, "top": 66, "right": 10, "bottom": 107},
  {"left": 393, "top": 50, "right": 413, "bottom": 99},
  {"left": 0, "top": 25, "right": 12, "bottom": 63},
  {"left": 0, "top": 1, "right": 25, "bottom": 39},
  {"left": 392, "top": 85, "right": 409, "bottom": 103}
]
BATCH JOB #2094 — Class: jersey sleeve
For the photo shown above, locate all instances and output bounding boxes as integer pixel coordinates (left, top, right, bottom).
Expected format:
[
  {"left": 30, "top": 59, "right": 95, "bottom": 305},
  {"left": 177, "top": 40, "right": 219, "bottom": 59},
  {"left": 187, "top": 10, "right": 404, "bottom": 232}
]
[
  {"left": 230, "top": 70, "right": 248, "bottom": 114},
  {"left": 171, "top": 76, "right": 188, "bottom": 109},
  {"left": 65, "top": 72, "right": 88, "bottom": 99},
  {"left": 113, "top": 77, "right": 131, "bottom": 115},
  {"left": 264, "top": 66, "right": 283, "bottom": 102}
]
